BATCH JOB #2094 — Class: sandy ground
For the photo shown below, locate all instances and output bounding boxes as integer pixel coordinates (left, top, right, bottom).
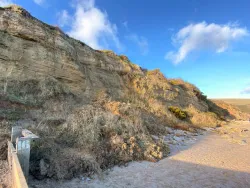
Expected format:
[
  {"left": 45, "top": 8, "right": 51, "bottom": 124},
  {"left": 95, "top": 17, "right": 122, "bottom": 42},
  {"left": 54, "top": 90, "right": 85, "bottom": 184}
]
[
  {"left": 30, "top": 121, "right": 250, "bottom": 188},
  {"left": 0, "top": 160, "right": 11, "bottom": 188}
]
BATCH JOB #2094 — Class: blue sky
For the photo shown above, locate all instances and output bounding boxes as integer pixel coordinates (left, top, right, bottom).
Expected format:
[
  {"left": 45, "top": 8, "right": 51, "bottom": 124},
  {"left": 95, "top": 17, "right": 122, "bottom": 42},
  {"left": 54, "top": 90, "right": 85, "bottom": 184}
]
[{"left": 1, "top": 0, "right": 250, "bottom": 98}]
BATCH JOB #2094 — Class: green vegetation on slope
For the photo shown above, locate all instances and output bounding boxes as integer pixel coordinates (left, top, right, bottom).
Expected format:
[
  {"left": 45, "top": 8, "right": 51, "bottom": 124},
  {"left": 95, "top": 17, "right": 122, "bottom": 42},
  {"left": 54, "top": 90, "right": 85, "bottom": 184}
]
[{"left": 168, "top": 106, "right": 188, "bottom": 120}]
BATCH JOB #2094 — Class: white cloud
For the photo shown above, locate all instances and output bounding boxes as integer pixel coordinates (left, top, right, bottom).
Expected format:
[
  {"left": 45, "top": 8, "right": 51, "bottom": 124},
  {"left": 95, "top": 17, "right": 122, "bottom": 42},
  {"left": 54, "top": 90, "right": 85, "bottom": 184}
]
[
  {"left": 64, "top": 0, "right": 121, "bottom": 50},
  {"left": 57, "top": 10, "right": 72, "bottom": 27},
  {"left": 241, "top": 86, "right": 250, "bottom": 94},
  {"left": 0, "top": 0, "right": 13, "bottom": 6},
  {"left": 127, "top": 34, "right": 149, "bottom": 55},
  {"left": 33, "top": 0, "right": 45, "bottom": 5},
  {"left": 165, "top": 22, "right": 248, "bottom": 64}
]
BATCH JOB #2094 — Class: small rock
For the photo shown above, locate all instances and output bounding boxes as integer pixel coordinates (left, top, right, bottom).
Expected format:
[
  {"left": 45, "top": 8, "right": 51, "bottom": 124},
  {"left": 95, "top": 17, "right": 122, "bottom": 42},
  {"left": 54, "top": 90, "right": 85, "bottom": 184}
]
[
  {"left": 241, "top": 129, "right": 249, "bottom": 132},
  {"left": 165, "top": 127, "right": 174, "bottom": 134},
  {"left": 39, "top": 159, "right": 49, "bottom": 176},
  {"left": 111, "top": 135, "right": 124, "bottom": 145},
  {"left": 163, "top": 136, "right": 168, "bottom": 141},
  {"left": 242, "top": 139, "right": 247, "bottom": 143},
  {"left": 204, "top": 127, "right": 215, "bottom": 132},
  {"left": 175, "top": 133, "right": 182, "bottom": 137},
  {"left": 173, "top": 136, "right": 182, "bottom": 142},
  {"left": 81, "top": 177, "right": 91, "bottom": 182},
  {"left": 175, "top": 130, "right": 186, "bottom": 136},
  {"left": 170, "top": 140, "right": 178, "bottom": 145},
  {"left": 151, "top": 135, "right": 159, "bottom": 141},
  {"left": 239, "top": 139, "right": 247, "bottom": 145}
]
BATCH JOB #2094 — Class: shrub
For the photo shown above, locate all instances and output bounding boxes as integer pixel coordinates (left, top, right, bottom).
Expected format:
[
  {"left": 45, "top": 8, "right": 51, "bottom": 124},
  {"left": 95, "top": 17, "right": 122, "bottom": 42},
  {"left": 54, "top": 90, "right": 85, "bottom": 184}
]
[
  {"left": 168, "top": 106, "right": 187, "bottom": 120},
  {"left": 194, "top": 89, "right": 207, "bottom": 101},
  {"left": 119, "top": 55, "right": 130, "bottom": 63},
  {"left": 169, "top": 79, "right": 181, "bottom": 86}
]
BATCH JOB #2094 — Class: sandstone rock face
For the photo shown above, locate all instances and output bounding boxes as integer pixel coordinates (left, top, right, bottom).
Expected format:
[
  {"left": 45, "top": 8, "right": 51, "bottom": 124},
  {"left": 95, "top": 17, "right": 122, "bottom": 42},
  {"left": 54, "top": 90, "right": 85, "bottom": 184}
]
[
  {"left": 0, "top": 5, "right": 209, "bottom": 111},
  {"left": 0, "top": 6, "right": 142, "bottom": 97},
  {"left": 0, "top": 5, "right": 238, "bottom": 180}
]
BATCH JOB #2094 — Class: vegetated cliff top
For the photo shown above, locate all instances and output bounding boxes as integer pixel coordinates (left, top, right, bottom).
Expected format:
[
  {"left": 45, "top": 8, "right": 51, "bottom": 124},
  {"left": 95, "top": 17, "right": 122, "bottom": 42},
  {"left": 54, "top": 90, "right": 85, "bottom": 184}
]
[
  {"left": 212, "top": 99, "right": 250, "bottom": 119},
  {"left": 0, "top": 5, "right": 247, "bottom": 180}
]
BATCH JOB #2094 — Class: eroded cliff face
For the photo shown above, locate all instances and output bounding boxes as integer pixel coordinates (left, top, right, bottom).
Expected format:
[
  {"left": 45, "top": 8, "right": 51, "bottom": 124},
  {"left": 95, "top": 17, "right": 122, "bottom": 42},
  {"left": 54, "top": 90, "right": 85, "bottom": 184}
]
[
  {"left": 0, "top": 5, "right": 144, "bottom": 98},
  {"left": 0, "top": 5, "right": 233, "bottom": 179}
]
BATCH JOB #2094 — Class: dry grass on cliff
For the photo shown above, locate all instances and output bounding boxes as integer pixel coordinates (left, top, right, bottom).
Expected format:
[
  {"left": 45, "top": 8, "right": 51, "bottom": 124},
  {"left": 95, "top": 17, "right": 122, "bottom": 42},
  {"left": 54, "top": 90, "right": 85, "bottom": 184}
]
[
  {"left": 213, "top": 99, "right": 250, "bottom": 114},
  {"left": 185, "top": 105, "right": 221, "bottom": 128},
  {"left": 0, "top": 78, "right": 229, "bottom": 181},
  {"left": 0, "top": 76, "right": 231, "bottom": 181},
  {"left": 212, "top": 100, "right": 250, "bottom": 120},
  {"left": 28, "top": 101, "right": 169, "bottom": 180}
]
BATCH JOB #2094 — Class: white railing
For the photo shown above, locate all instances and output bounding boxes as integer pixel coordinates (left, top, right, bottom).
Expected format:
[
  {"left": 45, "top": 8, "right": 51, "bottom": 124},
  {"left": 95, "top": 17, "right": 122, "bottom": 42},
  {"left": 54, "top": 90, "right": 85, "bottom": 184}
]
[{"left": 8, "top": 127, "right": 39, "bottom": 188}]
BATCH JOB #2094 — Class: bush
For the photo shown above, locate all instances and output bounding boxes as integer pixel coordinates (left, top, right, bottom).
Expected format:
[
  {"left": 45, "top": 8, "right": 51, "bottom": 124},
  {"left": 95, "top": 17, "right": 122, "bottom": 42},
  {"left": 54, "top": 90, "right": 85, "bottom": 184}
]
[
  {"left": 168, "top": 106, "right": 187, "bottom": 120},
  {"left": 194, "top": 89, "right": 207, "bottom": 101}
]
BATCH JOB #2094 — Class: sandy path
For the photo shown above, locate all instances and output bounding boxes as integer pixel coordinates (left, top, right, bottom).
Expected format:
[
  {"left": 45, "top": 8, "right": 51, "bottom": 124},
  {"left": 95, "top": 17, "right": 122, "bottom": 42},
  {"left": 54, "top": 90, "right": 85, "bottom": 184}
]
[{"left": 30, "top": 121, "right": 250, "bottom": 188}]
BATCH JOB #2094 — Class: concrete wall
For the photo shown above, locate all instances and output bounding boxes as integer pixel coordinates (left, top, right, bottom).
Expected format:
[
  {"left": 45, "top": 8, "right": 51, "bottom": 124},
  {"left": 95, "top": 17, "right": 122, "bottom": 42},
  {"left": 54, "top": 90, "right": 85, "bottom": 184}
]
[{"left": 8, "top": 141, "right": 28, "bottom": 188}]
